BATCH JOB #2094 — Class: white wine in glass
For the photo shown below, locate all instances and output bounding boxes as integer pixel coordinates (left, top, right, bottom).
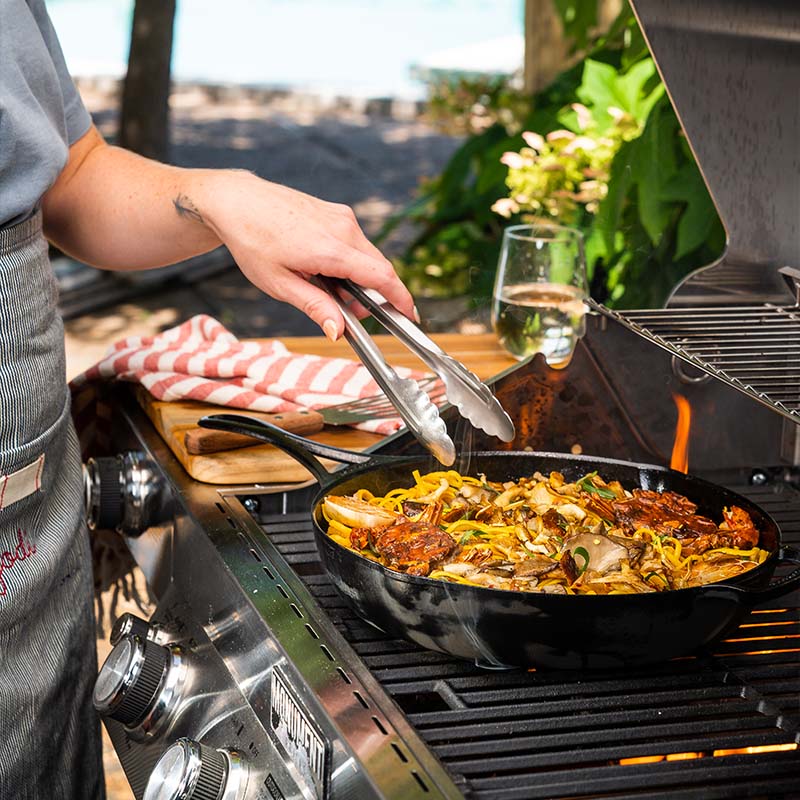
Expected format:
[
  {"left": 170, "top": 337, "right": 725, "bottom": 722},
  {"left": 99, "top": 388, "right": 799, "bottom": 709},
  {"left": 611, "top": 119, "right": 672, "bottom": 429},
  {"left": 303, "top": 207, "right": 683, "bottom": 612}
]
[{"left": 491, "top": 225, "right": 588, "bottom": 367}]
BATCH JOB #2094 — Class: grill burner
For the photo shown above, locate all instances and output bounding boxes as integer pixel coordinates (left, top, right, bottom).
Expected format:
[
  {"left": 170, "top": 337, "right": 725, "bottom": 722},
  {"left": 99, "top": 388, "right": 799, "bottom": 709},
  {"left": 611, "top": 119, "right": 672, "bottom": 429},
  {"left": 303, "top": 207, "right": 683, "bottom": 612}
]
[{"left": 253, "top": 483, "right": 800, "bottom": 800}]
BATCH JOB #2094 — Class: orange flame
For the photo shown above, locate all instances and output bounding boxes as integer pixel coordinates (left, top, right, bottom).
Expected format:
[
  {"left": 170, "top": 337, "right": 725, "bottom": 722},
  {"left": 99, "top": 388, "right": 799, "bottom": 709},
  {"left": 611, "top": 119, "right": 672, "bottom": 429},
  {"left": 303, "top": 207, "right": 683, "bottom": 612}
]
[
  {"left": 670, "top": 393, "right": 692, "bottom": 473},
  {"left": 666, "top": 752, "right": 703, "bottom": 761},
  {"left": 618, "top": 743, "right": 797, "bottom": 766},
  {"left": 713, "top": 743, "right": 798, "bottom": 757}
]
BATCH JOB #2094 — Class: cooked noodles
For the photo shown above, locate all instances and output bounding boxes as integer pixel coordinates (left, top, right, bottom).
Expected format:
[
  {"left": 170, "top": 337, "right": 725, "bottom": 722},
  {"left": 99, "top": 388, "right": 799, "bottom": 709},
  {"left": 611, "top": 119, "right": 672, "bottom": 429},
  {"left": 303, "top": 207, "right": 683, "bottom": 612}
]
[{"left": 321, "top": 469, "right": 768, "bottom": 595}]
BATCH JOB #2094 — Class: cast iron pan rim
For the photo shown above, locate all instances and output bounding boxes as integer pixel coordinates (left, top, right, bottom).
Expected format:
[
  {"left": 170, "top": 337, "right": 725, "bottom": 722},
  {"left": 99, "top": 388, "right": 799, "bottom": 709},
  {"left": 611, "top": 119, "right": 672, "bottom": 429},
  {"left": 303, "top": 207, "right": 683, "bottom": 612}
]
[
  {"left": 325, "top": 449, "right": 773, "bottom": 493},
  {"left": 314, "top": 449, "right": 782, "bottom": 601}
]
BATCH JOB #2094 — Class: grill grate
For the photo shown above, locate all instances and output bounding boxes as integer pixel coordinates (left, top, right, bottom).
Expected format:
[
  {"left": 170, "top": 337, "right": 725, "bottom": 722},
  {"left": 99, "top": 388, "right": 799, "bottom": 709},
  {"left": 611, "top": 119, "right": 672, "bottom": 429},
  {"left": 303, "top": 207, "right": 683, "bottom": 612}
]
[
  {"left": 591, "top": 301, "right": 800, "bottom": 421},
  {"left": 258, "top": 482, "right": 800, "bottom": 799}
]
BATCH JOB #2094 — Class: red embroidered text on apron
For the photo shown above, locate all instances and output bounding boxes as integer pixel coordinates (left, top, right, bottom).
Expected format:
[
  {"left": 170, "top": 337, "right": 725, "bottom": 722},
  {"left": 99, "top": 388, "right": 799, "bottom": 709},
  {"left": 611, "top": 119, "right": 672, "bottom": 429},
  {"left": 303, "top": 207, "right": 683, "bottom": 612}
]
[{"left": 0, "top": 529, "right": 36, "bottom": 597}]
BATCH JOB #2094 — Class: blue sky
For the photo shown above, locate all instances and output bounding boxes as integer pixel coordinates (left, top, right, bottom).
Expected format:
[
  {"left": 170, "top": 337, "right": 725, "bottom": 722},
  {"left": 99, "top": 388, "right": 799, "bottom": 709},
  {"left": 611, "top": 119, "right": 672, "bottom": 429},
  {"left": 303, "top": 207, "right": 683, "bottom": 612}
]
[{"left": 50, "top": 0, "right": 524, "bottom": 98}]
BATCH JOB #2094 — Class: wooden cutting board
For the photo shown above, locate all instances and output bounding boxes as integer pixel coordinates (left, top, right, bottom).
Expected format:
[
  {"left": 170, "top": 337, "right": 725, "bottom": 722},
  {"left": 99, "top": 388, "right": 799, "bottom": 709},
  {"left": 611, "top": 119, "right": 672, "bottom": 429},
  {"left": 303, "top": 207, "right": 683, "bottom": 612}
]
[{"left": 136, "top": 333, "right": 516, "bottom": 485}]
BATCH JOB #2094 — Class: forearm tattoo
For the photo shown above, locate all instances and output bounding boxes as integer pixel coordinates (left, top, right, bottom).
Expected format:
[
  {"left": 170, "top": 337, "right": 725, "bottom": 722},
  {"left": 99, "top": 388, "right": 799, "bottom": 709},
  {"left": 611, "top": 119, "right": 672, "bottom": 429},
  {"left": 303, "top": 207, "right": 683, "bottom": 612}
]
[{"left": 173, "top": 194, "right": 204, "bottom": 224}]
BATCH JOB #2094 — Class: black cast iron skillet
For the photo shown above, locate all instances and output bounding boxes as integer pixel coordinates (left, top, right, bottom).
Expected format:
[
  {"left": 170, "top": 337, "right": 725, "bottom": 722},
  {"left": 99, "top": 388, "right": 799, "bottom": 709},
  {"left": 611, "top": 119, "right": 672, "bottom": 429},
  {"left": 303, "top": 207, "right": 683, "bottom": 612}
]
[{"left": 201, "top": 414, "right": 800, "bottom": 669}]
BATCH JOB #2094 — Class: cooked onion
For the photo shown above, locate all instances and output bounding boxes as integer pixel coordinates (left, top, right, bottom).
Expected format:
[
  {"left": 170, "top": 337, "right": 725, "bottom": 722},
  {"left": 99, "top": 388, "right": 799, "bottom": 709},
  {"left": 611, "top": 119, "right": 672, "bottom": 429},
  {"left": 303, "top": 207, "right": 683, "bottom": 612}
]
[{"left": 322, "top": 469, "right": 769, "bottom": 595}]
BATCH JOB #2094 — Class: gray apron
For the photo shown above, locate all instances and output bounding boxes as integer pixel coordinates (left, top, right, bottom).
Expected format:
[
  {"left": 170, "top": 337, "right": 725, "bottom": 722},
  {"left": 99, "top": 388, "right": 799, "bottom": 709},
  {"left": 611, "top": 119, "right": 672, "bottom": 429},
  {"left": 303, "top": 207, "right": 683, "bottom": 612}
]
[{"left": 0, "top": 211, "right": 104, "bottom": 799}]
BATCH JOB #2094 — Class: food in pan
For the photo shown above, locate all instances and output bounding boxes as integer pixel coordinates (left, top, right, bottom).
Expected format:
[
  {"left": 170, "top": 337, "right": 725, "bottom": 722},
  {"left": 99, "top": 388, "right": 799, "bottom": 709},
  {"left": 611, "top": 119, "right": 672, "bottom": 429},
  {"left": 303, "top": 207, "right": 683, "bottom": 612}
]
[{"left": 322, "top": 469, "right": 769, "bottom": 594}]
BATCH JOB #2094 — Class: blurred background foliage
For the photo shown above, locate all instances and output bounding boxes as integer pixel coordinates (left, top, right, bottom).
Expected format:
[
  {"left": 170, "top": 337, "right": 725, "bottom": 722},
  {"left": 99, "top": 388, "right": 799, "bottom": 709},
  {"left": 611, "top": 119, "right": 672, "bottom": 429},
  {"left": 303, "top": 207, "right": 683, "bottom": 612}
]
[{"left": 380, "top": 0, "right": 725, "bottom": 309}]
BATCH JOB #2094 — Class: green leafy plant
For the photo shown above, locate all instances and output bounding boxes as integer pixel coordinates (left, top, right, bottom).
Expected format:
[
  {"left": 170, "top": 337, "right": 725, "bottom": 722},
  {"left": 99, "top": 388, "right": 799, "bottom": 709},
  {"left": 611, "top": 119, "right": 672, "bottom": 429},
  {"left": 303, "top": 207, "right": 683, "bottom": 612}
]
[
  {"left": 380, "top": 2, "right": 724, "bottom": 309},
  {"left": 491, "top": 70, "right": 650, "bottom": 226},
  {"left": 423, "top": 74, "right": 529, "bottom": 136}
]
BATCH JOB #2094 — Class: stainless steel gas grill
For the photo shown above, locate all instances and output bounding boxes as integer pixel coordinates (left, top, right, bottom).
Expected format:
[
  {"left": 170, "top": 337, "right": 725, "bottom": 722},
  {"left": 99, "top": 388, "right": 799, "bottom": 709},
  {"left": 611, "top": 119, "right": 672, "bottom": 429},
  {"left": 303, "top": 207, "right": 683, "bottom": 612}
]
[
  {"left": 254, "top": 499, "right": 800, "bottom": 800},
  {"left": 89, "top": 368, "right": 800, "bottom": 800},
  {"left": 86, "top": 1, "right": 800, "bottom": 797}
]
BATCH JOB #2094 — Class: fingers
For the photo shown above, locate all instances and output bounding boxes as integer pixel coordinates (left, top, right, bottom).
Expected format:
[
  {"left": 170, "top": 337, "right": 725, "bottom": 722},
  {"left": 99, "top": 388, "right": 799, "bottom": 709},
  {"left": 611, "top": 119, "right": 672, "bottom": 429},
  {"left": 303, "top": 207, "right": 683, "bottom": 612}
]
[
  {"left": 256, "top": 270, "right": 373, "bottom": 341},
  {"left": 312, "top": 242, "right": 417, "bottom": 323},
  {"left": 268, "top": 273, "right": 346, "bottom": 339},
  {"left": 328, "top": 284, "right": 370, "bottom": 321},
  {"left": 321, "top": 205, "right": 417, "bottom": 322},
  {"left": 213, "top": 181, "right": 419, "bottom": 335}
]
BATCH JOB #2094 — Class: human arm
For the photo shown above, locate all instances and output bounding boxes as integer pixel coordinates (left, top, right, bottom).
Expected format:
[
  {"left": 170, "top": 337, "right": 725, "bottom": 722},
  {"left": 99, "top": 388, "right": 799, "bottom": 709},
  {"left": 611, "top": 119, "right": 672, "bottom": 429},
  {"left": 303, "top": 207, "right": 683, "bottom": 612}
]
[{"left": 41, "top": 124, "right": 415, "bottom": 339}]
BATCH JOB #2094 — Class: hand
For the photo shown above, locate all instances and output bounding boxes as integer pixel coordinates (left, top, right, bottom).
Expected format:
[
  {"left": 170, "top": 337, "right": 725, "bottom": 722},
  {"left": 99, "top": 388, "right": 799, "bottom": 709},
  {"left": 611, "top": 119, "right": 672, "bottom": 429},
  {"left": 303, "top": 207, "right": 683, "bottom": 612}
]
[{"left": 196, "top": 170, "right": 417, "bottom": 340}]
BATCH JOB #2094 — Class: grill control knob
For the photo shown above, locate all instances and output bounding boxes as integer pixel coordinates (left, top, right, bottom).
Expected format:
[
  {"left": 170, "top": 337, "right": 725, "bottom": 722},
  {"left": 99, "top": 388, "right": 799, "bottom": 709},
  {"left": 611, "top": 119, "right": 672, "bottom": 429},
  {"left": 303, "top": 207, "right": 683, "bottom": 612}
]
[
  {"left": 84, "top": 456, "right": 123, "bottom": 530},
  {"left": 84, "top": 451, "right": 170, "bottom": 537},
  {"left": 110, "top": 612, "right": 158, "bottom": 646},
  {"left": 144, "top": 738, "right": 247, "bottom": 800},
  {"left": 93, "top": 635, "right": 183, "bottom": 736}
]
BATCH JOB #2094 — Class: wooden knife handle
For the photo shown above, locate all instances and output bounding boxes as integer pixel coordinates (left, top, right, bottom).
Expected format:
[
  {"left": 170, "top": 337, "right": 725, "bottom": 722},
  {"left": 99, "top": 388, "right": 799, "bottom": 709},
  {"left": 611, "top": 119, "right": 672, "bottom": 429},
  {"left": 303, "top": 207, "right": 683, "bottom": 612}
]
[{"left": 184, "top": 409, "right": 325, "bottom": 455}]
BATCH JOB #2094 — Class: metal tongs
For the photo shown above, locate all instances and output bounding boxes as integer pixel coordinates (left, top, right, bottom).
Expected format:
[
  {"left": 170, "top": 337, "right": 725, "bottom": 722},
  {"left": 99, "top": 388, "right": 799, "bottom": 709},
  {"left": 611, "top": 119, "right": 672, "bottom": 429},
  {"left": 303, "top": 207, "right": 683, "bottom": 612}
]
[{"left": 319, "top": 277, "right": 514, "bottom": 466}]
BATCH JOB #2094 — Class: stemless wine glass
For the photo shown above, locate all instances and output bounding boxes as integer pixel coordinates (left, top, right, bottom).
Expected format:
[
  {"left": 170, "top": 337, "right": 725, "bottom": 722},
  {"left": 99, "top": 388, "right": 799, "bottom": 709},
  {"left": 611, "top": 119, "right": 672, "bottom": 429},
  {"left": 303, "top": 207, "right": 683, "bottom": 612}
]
[{"left": 491, "top": 224, "right": 588, "bottom": 367}]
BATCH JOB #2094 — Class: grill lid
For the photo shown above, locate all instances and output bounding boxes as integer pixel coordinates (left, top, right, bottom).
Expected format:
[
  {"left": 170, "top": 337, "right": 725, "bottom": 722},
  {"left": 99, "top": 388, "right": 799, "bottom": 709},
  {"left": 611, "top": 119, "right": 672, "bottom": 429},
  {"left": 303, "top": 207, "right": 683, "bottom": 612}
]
[{"left": 630, "top": 0, "right": 800, "bottom": 304}]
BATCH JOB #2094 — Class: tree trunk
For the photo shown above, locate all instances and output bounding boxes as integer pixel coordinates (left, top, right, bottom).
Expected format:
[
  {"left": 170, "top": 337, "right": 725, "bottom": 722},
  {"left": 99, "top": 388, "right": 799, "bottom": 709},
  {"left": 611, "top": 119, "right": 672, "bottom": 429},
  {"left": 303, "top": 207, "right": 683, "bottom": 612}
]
[
  {"left": 118, "top": 0, "right": 176, "bottom": 161},
  {"left": 523, "top": 0, "right": 569, "bottom": 95},
  {"left": 523, "top": 0, "right": 623, "bottom": 94}
]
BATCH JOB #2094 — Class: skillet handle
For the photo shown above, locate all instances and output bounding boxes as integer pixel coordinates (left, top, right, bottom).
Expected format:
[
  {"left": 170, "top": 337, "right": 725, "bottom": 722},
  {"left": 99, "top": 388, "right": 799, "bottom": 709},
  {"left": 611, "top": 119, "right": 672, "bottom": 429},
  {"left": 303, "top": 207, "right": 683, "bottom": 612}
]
[
  {"left": 198, "top": 413, "right": 397, "bottom": 490},
  {"left": 729, "top": 545, "right": 800, "bottom": 604}
]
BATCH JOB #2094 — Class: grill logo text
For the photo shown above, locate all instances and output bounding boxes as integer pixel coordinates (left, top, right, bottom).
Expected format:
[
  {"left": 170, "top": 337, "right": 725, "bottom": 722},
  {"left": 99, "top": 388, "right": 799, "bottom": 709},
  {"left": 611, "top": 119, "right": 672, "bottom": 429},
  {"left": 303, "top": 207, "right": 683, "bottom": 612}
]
[{"left": 270, "top": 669, "right": 328, "bottom": 798}]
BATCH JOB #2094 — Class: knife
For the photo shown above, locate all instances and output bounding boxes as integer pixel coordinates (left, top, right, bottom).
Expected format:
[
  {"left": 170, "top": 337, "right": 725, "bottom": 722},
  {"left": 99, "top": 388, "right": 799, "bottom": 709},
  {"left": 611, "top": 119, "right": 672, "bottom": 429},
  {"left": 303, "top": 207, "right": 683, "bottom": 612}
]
[
  {"left": 183, "top": 397, "right": 404, "bottom": 455},
  {"left": 184, "top": 409, "right": 325, "bottom": 454}
]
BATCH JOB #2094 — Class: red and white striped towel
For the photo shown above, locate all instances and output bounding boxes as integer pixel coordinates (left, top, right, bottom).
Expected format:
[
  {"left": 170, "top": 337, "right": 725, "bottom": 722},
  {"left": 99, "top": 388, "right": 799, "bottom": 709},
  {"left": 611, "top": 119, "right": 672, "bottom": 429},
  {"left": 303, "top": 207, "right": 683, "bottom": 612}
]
[{"left": 70, "top": 314, "right": 432, "bottom": 443}]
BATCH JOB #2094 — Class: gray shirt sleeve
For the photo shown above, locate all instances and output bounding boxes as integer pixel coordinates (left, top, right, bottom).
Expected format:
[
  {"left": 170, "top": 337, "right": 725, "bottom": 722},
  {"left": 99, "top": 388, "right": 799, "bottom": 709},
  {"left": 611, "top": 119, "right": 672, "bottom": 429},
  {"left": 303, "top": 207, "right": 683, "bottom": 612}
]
[
  {"left": 0, "top": 0, "right": 93, "bottom": 226},
  {"left": 24, "top": 0, "right": 92, "bottom": 146}
]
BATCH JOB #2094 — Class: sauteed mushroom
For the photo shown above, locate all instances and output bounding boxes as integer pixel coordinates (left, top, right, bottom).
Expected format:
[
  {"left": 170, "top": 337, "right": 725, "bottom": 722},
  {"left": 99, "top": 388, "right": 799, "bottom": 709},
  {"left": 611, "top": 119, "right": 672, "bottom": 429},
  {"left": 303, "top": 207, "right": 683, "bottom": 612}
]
[
  {"left": 562, "top": 531, "right": 629, "bottom": 575},
  {"left": 322, "top": 468, "right": 769, "bottom": 595}
]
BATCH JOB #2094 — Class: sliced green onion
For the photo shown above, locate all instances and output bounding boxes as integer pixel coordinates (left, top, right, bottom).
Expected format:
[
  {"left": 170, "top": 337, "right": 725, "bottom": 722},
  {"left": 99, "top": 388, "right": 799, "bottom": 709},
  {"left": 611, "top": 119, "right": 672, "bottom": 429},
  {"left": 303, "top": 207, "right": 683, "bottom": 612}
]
[
  {"left": 459, "top": 530, "right": 481, "bottom": 545},
  {"left": 578, "top": 471, "right": 616, "bottom": 500},
  {"left": 572, "top": 546, "right": 591, "bottom": 574},
  {"left": 580, "top": 480, "right": 617, "bottom": 500}
]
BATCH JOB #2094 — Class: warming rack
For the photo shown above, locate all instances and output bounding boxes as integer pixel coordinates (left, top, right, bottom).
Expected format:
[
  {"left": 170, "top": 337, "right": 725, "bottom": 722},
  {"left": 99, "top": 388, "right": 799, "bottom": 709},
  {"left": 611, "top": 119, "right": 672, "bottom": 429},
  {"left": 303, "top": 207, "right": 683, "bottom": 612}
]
[{"left": 590, "top": 300, "right": 800, "bottom": 422}]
